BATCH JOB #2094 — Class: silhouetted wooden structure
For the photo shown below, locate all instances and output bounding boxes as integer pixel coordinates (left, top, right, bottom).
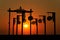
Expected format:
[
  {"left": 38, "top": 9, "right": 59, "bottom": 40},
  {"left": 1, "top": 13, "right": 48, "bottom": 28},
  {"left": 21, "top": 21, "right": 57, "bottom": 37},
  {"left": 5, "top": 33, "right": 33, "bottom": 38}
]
[
  {"left": 7, "top": 6, "right": 56, "bottom": 35},
  {"left": 8, "top": 6, "right": 33, "bottom": 35},
  {"left": 31, "top": 15, "right": 46, "bottom": 35},
  {"left": 31, "top": 18, "right": 38, "bottom": 35},
  {"left": 47, "top": 12, "right": 56, "bottom": 35},
  {"left": 38, "top": 15, "right": 46, "bottom": 35}
]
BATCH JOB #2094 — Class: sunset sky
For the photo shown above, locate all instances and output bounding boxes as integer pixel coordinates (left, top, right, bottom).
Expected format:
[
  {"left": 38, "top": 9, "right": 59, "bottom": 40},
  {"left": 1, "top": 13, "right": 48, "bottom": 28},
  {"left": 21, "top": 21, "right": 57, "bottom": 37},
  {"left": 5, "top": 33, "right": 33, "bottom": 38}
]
[{"left": 0, "top": 0, "right": 60, "bottom": 35}]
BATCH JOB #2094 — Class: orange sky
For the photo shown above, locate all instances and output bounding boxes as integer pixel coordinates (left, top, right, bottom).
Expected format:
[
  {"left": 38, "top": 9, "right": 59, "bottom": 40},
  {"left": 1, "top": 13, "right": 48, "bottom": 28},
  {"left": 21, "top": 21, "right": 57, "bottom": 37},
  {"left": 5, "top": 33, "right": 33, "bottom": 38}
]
[{"left": 0, "top": 0, "right": 60, "bottom": 35}]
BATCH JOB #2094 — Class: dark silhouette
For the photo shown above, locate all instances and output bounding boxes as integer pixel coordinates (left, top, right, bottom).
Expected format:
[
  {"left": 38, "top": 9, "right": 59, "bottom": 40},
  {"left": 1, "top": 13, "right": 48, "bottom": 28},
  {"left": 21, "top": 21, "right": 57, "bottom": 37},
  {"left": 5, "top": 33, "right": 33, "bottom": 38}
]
[
  {"left": 43, "top": 16, "right": 46, "bottom": 35},
  {"left": 39, "top": 15, "right": 46, "bottom": 35},
  {"left": 8, "top": 8, "right": 11, "bottom": 35},
  {"left": 16, "top": 15, "right": 20, "bottom": 35},
  {"left": 7, "top": 6, "right": 56, "bottom": 35},
  {"left": 28, "top": 9, "right": 33, "bottom": 35},
  {"left": 31, "top": 18, "right": 38, "bottom": 35},
  {"left": 13, "top": 18, "right": 15, "bottom": 35},
  {"left": 47, "top": 12, "right": 56, "bottom": 35},
  {"left": 8, "top": 6, "right": 33, "bottom": 35}
]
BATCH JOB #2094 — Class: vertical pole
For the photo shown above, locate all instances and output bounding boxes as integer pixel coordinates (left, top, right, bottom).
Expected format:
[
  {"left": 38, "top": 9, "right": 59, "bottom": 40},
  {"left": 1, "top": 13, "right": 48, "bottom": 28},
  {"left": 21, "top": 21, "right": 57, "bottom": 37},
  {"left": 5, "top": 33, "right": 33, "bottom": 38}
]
[
  {"left": 13, "top": 18, "right": 15, "bottom": 35},
  {"left": 22, "top": 14, "right": 23, "bottom": 35},
  {"left": 8, "top": 8, "right": 10, "bottom": 35},
  {"left": 30, "top": 19, "right": 31, "bottom": 35},
  {"left": 16, "top": 15, "right": 19, "bottom": 35},
  {"left": 53, "top": 13, "right": 56, "bottom": 35},
  {"left": 54, "top": 14, "right": 56, "bottom": 35},
  {"left": 16, "top": 21, "right": 18, "bottom": 35},
  {"left": 30, "top": 12, "right": 32, "bottom": 35},
  {"left": 43, "top": 16, "right": 46, "bottom": 35},
  {"left": 21, "top": 12, "right": 24, "bottom": 35},
  {"left": 35, "top": 19, "right": 38, "bottom": 35}
]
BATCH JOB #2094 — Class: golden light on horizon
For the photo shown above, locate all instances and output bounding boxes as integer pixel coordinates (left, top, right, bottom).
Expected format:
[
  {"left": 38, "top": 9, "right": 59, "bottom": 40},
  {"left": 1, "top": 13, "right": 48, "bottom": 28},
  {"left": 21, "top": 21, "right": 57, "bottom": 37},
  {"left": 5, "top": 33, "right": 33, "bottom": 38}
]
[
  {"left": 23, "top": 23, "right": 29, "bottom": 28},
  {"left": 23, "top": 22, "right": 30, "bottom": 35}
]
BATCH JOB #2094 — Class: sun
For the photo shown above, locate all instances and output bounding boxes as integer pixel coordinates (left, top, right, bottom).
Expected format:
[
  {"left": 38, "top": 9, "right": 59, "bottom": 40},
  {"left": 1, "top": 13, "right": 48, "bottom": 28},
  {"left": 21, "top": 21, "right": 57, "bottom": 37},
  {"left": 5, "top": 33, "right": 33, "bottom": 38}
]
[{"left": 23, "top": 23, "right": 29, "bottom": 28}]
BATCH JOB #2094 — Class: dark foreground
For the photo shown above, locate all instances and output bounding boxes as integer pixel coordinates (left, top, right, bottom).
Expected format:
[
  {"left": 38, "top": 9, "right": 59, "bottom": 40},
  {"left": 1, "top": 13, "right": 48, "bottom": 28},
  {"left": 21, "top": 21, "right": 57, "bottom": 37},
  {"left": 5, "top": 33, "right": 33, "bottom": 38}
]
[{"left": 0, "top": 35, "right": 60, "bottom": 40}]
